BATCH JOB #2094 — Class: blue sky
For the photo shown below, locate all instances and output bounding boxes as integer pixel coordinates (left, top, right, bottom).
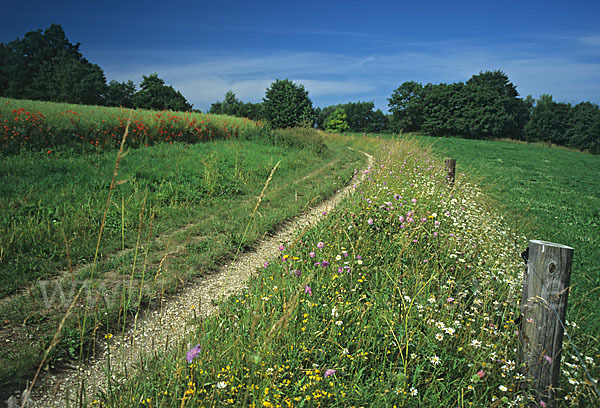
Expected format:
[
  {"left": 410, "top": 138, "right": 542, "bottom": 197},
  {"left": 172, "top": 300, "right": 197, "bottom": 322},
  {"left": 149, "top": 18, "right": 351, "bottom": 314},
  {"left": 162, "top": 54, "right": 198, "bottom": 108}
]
[{"left": 1, "top": 0, "right": 599, "bottom": 111}]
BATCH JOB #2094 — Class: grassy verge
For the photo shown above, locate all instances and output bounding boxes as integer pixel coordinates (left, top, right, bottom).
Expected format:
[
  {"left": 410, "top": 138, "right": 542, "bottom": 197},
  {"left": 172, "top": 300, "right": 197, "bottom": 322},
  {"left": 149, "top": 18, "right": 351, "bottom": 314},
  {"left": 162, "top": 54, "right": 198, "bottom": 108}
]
[
  {"left": 415, "top": 136, "right": 600, "bottom": 329},
  {"left": 91, "top": 136, "right": 598, "bottom": 406},
  {"left": 0, "top": 132, "right": 366, "bottom": 398}
]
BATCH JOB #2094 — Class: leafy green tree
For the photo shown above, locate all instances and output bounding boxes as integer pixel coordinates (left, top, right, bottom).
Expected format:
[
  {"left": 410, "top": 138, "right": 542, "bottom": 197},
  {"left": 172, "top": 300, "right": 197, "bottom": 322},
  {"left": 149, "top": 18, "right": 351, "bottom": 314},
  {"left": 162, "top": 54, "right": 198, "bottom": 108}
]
[
  {"left": 421, "top": 82, "right": 468, "bottom": 137},
  {"left": 388, "top": 81, "right": 425, "bottom": 132},
  {"left": 0, "top": 24, "right": 107, "bottom": 104},
  {"left": 105, "top": 80, "right": 136, "bottom": 107},
  {"left": 325, "top": 108, "right": 349, "bottom": 132},
  {"left": 565, "top": 102, "right": 600, "bottom": 153},
  {"left": 524, "top": 94, "right": 571, "bottom": 144},
  {"left": 262, "top": 79, "right": 315, "bottom": 128},
  {"left": 132, "top": 73, "right": 192, "bottom": 111},
  {"left": 210, "top": 91, "right": 262, "bottom": 120},
  {"left": 316, "top": 101, "right": 388, "bottom": 133},
  {"left": 463, "top": 70, "right": 529, "bottom": 139}
]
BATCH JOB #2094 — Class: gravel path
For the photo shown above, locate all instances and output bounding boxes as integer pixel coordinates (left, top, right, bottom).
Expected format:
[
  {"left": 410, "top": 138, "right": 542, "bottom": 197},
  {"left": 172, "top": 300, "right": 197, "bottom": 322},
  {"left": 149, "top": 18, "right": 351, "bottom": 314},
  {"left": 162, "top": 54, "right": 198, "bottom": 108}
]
[{"left": 15, "top": 148, "right": 373, "bottom": 408}]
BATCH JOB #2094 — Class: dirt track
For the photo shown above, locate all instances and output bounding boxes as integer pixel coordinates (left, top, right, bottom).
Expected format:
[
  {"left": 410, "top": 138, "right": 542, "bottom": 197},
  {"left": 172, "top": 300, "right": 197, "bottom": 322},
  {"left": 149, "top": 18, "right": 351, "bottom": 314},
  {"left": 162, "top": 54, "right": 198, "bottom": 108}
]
[{"left": 12, "top": 148, "right": 373, "bottom": 408}]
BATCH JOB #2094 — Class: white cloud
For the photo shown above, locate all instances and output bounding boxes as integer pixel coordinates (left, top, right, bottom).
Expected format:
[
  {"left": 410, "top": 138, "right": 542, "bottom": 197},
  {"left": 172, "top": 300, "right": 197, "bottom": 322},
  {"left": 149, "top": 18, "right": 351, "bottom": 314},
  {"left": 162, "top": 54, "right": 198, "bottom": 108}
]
[{"left": 102, "top": 35, "right": 600, "bottom": 111}]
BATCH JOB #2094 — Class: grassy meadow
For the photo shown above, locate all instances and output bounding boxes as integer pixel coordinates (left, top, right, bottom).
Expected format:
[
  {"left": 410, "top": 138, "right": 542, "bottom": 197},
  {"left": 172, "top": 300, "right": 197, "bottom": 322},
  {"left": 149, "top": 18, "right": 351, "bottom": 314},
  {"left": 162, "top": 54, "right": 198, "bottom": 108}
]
[
  {"left": 0, "top": 100, "right": 365, "bottom": 399},
  {"left": 0, "top": 96, "right": 598, "bottom": 407},
  {"left": 418, "top": 136, "right": 600, "bottom": 338},
  {"left": 87, "top": 137, "right": 597, "bottom": 407}
]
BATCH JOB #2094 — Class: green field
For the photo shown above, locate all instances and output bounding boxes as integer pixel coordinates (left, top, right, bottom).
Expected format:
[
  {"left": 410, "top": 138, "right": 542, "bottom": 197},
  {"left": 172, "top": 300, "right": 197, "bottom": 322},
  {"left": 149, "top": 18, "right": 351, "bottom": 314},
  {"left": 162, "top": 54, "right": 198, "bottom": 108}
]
[
  {"left": 0, "top": 102, "right": 366, "bottom": 398},
  {"left": 1, "top": 97, "right": 598, "bottom": 406},
  {"left": 418, "top": 135, "right": 600, "bottom": 337},
  {"left": 87, "top": 137, "right": 598, "bottom": 407}
]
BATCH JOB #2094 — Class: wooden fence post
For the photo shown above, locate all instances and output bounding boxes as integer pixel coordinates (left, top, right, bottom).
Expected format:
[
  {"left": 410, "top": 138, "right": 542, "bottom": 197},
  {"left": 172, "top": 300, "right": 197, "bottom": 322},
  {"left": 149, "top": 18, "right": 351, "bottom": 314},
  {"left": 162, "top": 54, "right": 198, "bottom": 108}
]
[
  {"left": 518, "top": 240, "right": 574, "bottom": 407},
  {"left": 445, "top": 158, "right": 456, "bottom": 184}
]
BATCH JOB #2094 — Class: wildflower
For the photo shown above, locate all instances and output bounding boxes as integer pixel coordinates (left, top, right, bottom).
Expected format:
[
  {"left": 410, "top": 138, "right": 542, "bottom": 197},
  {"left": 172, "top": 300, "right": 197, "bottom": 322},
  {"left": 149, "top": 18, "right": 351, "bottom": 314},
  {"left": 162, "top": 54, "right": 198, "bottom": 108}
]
[
  {"left": 446, "top": 297, "right": 454, "bottom": 303},
  {"left": 435, "top": 333, "right": 444, "bottom": 341},
  {"left": 471, "top": 339, "right": 482, "bottom": 348},
  {"left": 498, "top": 385, "right": 507, "bottom": 392},
  {"left": 411, "top": 198, "right": 417, "bottom": 203},
  {"left": 430, "top": 355, "right": 441, "bottom": 365},
  {"left": 540, "top": 400, "right": 547, "bottom": 408},
  {"left": 187, "top": 344, "right": 201, "bottom": 363},
  {"left": 335, "top": 320, "right": 343, "bottom": 326},
  {"left": 317, "top": 242, "right": 324, "bottom": 249},
  {"left": 278, "top": 245, "right": 285, "bottom": 251},
  {"left": 217, "top": 381, "right": 227, "bottom": 389},
  {"left": 445, "top": 327, "right": 455, "bottom": 336},
  {"left": 324, "top": 369, "right": 336, "bottom": 378},
  {"left": 304, "top": 286, "right": 312, "bottom": 295},
  {"left": 336, "top": 255, "right": 342, "bottom": 261},
  {"left": 309, "top": 252, "right": 316, "bottom": 258},
  {"left": 476, "top": 370, "right": 485, "bottom": 379},
  {"left": 544, "top": 355, "right": 552, "bottom": 365},
  {"left": 410, "top": 387, "right": 418, "bottom": 396},
  {"left": 321, "top": 260, "right": 330, "bottom": 268},
  {"left": 368, "top": 218, "right": 374, "bottom": 225},
  {"left": 104, "top": 333, "right": 113, "bottom": 339}
]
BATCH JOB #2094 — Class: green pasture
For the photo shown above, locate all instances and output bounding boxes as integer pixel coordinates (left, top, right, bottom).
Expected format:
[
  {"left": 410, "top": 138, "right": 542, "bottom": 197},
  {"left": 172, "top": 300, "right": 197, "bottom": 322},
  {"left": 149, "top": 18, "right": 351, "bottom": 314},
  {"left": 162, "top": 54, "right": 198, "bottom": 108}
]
[{"left": 0, "top": 127, "right": 365, "bottom": 398}]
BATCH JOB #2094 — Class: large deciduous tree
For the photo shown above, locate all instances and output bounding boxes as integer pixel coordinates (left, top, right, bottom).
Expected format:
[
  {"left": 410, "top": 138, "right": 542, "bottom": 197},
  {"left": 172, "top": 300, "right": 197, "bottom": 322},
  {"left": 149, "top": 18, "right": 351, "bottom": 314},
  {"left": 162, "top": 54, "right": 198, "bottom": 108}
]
[
  {"left": 0, "top": 24, "right": 107, "bottom": 104},
  {"left": 388, "top": 81, "right": 425, "bottom": 132},
  {"left": 325, "top": 108, "right": 349, "bottom": 133},
  {"left": 105, "top": 80, "right": 136, "bottom": 108},
  {"left": 132, "top": 73, "right": 192, "bottom": 111},
  {"left": 262, "top": 79, "right": 315, "bottom": 128}
]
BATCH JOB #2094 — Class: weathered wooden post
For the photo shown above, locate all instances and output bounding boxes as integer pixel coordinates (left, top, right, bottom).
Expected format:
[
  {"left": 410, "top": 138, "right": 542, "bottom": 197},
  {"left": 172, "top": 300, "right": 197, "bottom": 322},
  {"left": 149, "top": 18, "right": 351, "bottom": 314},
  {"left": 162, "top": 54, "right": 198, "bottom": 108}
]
[
  {"left": 445, "top": 158, "right": 456, "bottom": 185},
  {"left": 518, "top": 240, "right": 573, "bottom": 407}
]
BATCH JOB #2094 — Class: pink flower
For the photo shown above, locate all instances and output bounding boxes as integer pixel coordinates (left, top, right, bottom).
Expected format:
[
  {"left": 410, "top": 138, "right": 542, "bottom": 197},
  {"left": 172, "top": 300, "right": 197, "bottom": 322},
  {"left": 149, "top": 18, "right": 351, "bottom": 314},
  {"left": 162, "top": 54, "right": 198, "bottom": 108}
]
[
  {"left": 309, "top": 251, "right": 315, "bottom": 258},
  {"left": 278, "top": 245, "right": 285, "bottom": 251},
  {"left": 186, "top": 344, "right": 201, "bottom": 363},
  {"left": 317, "top": 241, "right": 324, "bottom": 249},
  {"left": 540, "top": 400, "right": 547, "bottom": 407},
  {"left": 544, "top": 355, "right": 552, "bottom": 365},
  {"left": 304, "top": 285, "right": 312, "bottom": 295},
  {"left": 476, "top": 370, "right": 485, "bottom": 379},
  {"left": 447, "top": 297, "right": 454, "bottom": 303},
  {"left": 324, "top": 369, "right": 336, "bottom": 378},
  {"left": 367, "top": 218, "right": 374, "bottom": 225}
]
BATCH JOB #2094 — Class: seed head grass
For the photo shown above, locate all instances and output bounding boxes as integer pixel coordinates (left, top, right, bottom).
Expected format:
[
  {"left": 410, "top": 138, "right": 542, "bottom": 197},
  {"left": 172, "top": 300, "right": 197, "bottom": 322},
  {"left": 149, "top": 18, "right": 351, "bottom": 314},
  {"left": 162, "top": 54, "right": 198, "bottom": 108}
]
[{"left": 95, "top": 138, "right": 598, "bottom": 406}]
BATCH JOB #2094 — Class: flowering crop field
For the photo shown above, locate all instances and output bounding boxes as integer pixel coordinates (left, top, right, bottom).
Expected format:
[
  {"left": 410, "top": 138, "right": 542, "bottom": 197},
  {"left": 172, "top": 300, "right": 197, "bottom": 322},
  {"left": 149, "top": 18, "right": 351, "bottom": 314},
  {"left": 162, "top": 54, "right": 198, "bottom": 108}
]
[
  {"left": 0, "top": 98, "right": 257, "bottom": 154},
  {"left": 99, "top": 138, "right": 598, "bottom": 407}
]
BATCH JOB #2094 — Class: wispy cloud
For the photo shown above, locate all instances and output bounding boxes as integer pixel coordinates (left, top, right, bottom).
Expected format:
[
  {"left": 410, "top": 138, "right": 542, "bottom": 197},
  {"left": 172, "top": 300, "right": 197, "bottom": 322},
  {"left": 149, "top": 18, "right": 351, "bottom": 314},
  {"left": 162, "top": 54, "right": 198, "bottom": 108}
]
[{"left": 101, "top": 34, "right": 600, "bottom": 111}]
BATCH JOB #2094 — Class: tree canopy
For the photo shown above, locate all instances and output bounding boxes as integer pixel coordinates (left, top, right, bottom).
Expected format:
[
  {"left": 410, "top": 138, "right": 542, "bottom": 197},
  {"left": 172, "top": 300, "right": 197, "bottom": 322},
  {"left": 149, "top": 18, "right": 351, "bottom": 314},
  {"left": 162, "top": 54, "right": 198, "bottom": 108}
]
[
  {"left": 209, "top": 90, "right": 262, "bottom": 120},
  {"left": 262, "top": 79, "right": 315, "bottom": 128},
  {"left": 132, "top": 73, "right": 193, "bottom": 111},
  {"left": 0, "top": 24, "right": 107, "bottom": 105}
]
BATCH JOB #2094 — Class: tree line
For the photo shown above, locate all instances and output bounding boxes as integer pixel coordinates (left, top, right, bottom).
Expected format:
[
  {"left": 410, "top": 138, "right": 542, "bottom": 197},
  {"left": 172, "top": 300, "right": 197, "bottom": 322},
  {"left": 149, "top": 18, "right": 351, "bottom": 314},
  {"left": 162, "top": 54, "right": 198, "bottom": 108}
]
[
  {"left": 387, "top": 71, "right": 600, "bottom": 153},
  {"left": 2, "top": 25, "right": 598, "bottom": 153},
  {"left": 0, "top": 24, "right": 193, "bottom": 111}
]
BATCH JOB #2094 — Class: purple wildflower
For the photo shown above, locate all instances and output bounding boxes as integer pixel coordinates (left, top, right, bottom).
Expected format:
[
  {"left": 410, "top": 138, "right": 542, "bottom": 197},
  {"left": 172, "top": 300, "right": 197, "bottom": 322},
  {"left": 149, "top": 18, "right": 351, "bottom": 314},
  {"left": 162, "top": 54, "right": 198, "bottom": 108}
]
[
  {"left": 309, "top": 251, "right": 315, "bottom": 258},
  {"left": 367, "top": 218, "right": 374, "bottom": 225},
  {"left": 278, "top": 245, "right": 285, "bottom": 251},
  {"left": 186, "top": 344, "right": 201, "bottom": 363},
  {"left": 304, "top": 285, "right": 312, "bottom": 295},
  {"left": 321, "top": 260, "right": 330, "bottom": 268},
  {"left": 324, "top": 369, "right": 336, "bottom": 378},
  {"left": 317, "top": 241, "right": 324, "bottom": 249}
]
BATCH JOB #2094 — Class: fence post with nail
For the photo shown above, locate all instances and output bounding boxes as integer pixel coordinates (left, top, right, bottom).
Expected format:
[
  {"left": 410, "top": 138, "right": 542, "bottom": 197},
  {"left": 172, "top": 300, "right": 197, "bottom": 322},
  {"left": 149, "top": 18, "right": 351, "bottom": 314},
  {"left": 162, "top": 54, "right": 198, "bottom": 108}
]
[{"left": 518, "top": 239, "right": 574, "bottom": 407}]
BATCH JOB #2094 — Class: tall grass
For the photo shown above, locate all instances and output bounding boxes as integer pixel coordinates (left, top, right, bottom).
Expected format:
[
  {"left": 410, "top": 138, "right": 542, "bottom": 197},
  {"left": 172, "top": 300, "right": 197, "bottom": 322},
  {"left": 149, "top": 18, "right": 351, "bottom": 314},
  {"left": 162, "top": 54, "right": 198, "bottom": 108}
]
[
  {"left": 91, "top": 137, "right": 597, "bottom": 406},
  {"left": 0, "top": 123, "right": 363, "bottom": 399}
]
